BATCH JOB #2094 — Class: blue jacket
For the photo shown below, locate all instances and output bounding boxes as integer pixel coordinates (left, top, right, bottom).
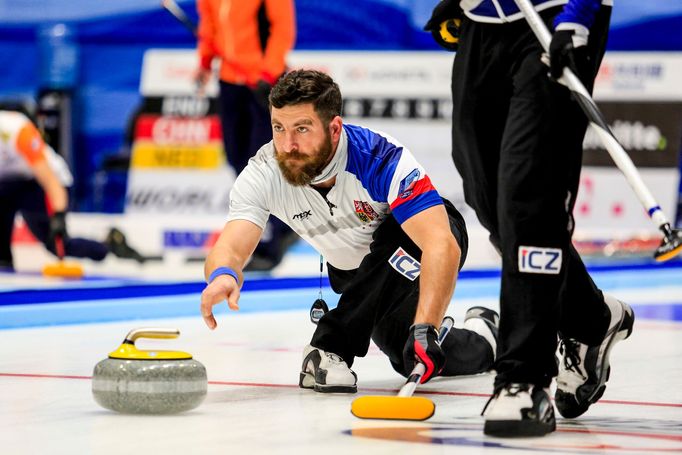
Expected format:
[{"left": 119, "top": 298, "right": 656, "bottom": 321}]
[{"left": 462, "top": 0, "right": 609, "bottom": 28}]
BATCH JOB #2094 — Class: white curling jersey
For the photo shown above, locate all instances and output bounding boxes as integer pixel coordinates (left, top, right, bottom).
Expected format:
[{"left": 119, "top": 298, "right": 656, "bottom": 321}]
[
  {"left": 227, "top": 124, "right": 443, "bottom": 270},
  {"left": 0, "top": 110, "right": 72, "bottom": 185}
]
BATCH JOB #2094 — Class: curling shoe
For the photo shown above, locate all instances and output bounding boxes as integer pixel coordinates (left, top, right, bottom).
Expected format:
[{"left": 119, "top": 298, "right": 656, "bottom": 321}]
[
  {"left": 555, "top": 294, "right": 635, "bottom": 418},
  {"left": 463, "top": 306, "right": 499, "bottom": 360},
  {"left": 483, "top": 383, "right": 556, "bottom": 437},
  {"left": 105, "top": 228, "right": 146, "bottom": 264},
  {"left": 299, "top": 345, "right": 357, "bottom": 393}
]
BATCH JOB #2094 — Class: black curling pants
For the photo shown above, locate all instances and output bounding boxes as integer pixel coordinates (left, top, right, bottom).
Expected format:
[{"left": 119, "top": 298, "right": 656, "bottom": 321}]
[
  {"left": 311, "top": 199, "right": 494, "bottom": 377},
  {"left": 450, "top": 7, "right": 613, "bottom": 388}
]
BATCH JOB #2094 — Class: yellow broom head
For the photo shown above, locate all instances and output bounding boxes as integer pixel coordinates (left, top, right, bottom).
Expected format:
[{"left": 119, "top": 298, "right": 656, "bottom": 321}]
[
  {"left": 654, "top": 242, "right": 682, "bottom": 262},
  {"left": 654, "top": 228, "right": 682, "bottom": 262},
  {"left": 42, "top": 260, "right": 84, "bottom": 279},
  {"left": 351, "top": 395, "right": 436, "bottom": 421}
]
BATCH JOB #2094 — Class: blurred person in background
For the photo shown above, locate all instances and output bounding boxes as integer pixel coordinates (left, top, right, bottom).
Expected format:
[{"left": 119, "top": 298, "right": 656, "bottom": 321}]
[
  {"left": 0, "top": 101, "right": 145, "bottom": 270},
  {"left": 195, "top": 0, "right": 298, "bottom": 271}
]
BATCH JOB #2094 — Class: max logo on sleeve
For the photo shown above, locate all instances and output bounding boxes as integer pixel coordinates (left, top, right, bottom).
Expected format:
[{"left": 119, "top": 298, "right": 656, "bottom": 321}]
[
  {"left": 389, "top": 247, "right": 421, "bottom": 281},
  {"left": 518, "top": 246, "right": 562, "bottom": 274}
]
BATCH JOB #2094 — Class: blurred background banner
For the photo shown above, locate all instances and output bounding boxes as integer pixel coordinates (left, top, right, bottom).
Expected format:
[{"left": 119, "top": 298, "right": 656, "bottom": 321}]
[{"left": 1, "top": 0, "right": 680, "bottom": 235}]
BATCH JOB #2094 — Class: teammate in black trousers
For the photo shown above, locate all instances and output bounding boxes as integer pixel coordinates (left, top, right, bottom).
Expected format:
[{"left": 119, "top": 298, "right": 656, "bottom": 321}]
[{"left": 425, "top": 0, "right": 635, "bottom": 437}]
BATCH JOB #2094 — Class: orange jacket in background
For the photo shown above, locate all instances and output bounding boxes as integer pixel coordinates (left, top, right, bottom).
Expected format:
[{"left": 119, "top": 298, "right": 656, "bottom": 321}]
[{"left": 197, "top": 0, "right": 296, "bottom": 86}]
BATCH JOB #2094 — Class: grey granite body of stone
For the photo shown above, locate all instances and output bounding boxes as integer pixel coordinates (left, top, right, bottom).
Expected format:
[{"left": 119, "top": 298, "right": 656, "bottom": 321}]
[{"left": 92, "top": 358, "right": 207, "bottom": 414}]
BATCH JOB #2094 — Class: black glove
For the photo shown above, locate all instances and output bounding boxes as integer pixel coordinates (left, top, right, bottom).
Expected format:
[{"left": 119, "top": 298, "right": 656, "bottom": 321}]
[
  {"left": 424, "top": 0, "right": 463, "bottom": 52},
  {"left": 252, "top": 79, "right": 272, "bottom": 111},
  {"left": 402, "top": 323, "right": 446, "bottom": 383},
  {"left": 549, "top": 25, "right": 591, "bottom": 82},
  {"left": 49, "top": 211, "right": 68, "bottom": 256}
]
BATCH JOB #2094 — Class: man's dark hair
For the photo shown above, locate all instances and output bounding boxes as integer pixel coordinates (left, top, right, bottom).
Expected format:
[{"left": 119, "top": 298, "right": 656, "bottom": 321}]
[{"left": 269, "top": 69, "right": 342, "bottom": 124}]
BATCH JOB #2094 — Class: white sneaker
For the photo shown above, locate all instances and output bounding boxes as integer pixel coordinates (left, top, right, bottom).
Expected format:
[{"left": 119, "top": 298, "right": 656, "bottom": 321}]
[
  {"left": 555, "top": 294, "right": 635, "bottom": 418},
  {"left": 463, "top": 306, "right": 499, "bottom": 360},
  {"left": 299, "top": 345, "right": 357, "bottom": 393},
  {"left": 483, "top": 383, "right": 556, "bottom": 437}
]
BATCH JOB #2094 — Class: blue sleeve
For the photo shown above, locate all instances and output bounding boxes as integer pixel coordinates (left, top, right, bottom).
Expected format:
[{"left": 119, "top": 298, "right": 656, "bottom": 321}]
[
  {"left": 553, "top": 0, "right": 602, "bottom": 29},
  {"left": 344, "top": 124, "right": 442, "bottom": 224},
  {"left": 344, "top": 125, "right": 400, "bottom": 203}
]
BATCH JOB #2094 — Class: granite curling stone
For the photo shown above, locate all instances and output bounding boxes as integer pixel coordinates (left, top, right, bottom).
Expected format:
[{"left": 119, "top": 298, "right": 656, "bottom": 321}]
[{"left": 92, "top": 328, "right": 207, "bottom": 414}]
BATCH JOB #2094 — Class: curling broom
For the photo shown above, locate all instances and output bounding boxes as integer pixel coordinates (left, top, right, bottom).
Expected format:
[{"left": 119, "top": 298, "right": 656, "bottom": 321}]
[
  {"left": 351, "top": 316, "right": 454, "bottom": 421},
  {"left": 42, "top": 235, "right": 84, "bottom": 279}
]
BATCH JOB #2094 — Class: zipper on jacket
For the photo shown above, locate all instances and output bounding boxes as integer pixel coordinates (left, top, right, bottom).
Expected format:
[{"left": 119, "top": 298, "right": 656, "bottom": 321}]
[
  {"left": 311, "top": 186, "right": 336, "bottom": 216},
  {"left": 323, "top": 194, "right": 336, "bottom": 216}
]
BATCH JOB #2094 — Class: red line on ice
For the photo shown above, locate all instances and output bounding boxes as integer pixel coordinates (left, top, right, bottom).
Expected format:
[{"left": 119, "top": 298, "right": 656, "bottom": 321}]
[{"left": 2, "top": 372, "right": 681, "bottom": 409}]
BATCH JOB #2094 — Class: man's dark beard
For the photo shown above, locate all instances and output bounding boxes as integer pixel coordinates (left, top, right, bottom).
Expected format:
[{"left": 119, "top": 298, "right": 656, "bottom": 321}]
[{"left": 276, "top": 131, "right": 334, "bottom": 186}]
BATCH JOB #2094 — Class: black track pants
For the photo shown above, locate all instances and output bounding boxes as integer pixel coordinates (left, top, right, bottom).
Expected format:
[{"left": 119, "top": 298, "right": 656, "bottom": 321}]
[
  {"left": 450, "top": 7, "right": 612, "bottom": 387},
  {"left": 311, "top": 199, "right": 494, "bottom": 377}
]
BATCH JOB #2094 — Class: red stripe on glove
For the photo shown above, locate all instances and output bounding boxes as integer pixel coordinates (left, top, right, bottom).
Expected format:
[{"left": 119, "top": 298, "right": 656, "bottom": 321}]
[{"left": 414, "top": 341, "right": 435, "bottom": 384}]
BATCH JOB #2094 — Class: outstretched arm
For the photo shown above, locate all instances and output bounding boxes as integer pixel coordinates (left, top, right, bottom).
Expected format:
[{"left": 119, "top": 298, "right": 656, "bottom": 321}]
[
  {"left": 16, "top": 120, "right": 68, "bottom": 214},
  {"left": 400, "top": 203, "right": 460, "bottom": 382},
  {"left": 401, "top": 204, "right": 460, "bottom": 326},
  {"left": 200, "top": 219, "right": 263, "bottom": 329}
]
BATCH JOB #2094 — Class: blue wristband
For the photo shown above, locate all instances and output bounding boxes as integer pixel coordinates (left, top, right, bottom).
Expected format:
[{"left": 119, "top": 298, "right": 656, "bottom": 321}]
[{"left": 208, "top": 267, "right": 240, "bottom": 286}]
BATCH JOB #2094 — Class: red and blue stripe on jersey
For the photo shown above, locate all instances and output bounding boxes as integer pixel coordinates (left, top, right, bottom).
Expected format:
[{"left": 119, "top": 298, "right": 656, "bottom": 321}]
[{"left": 343, "top": 124, "right": 442, "bottom": 224}]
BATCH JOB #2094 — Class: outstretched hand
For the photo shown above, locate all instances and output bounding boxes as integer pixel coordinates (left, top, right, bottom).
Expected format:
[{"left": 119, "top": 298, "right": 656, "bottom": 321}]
[{"left": 200, "top": 274, "right": 241, "bottom": 330}]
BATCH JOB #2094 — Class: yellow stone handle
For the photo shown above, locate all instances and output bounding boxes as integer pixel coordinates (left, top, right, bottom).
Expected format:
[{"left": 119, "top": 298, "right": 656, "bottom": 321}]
[
  {"left": 109, "top": 328, "right": 192, "bottom": 360},
  {"left": 124, "top": 328, "right": 180, "bottom": 344}
]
